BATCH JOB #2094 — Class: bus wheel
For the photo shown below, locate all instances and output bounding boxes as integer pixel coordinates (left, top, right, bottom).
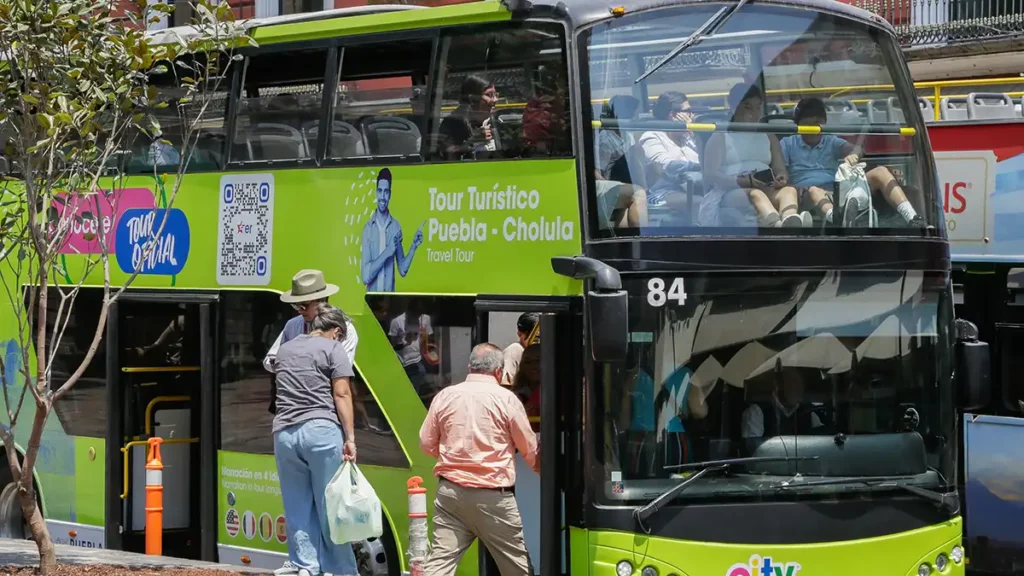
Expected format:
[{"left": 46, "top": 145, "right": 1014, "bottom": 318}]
[
  {"left": 354, "top": 526, "right": 398, "bottom": 576},
  {"left": 0, "top": 482, "right": 31, "bottom": 541}
]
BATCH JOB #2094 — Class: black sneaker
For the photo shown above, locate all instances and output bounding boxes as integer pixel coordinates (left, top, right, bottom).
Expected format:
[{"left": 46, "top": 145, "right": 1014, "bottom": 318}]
[
  {"left": 841, "top": 196, "right": 861, "bottom": 228},
  {"left": 908, "top": 215, "right": 926, "bottom": 228}
]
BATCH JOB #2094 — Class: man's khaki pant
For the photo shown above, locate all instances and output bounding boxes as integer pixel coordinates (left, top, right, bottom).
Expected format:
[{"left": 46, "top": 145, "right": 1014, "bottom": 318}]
[{"left": 423, "top": 479, "right": 532, "bottom": 576}]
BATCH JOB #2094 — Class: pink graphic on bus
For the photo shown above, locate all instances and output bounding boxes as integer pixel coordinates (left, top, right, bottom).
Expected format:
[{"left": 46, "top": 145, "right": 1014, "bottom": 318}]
[{"left": 53, "top": 188, "right": 155, "bottom": 255}]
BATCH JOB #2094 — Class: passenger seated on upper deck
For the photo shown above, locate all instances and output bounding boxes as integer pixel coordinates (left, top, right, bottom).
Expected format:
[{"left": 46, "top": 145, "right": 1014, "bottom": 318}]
[
  {"left": 521, "top": 65, "right": 569, "bottom": 157},
  {"left": 700, "top": 84, "right": 812, "bottom": 228},
  {"left": 594, "top": 95, "right": 648, "bottom": 228},
  {"left": 436, "top": 75, "right": 498, "bottom": 160},
  {"left": 781, "top": 97, "right": 925, "bottom": 228},
  {"left": 638, "top": 92, "right": 701, "bottom": 211}
]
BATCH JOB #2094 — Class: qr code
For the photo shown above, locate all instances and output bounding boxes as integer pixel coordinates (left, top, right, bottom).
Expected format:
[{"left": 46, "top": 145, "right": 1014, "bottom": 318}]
[{"left": 217, "top": 174, "right": 274, "bottom": 286}]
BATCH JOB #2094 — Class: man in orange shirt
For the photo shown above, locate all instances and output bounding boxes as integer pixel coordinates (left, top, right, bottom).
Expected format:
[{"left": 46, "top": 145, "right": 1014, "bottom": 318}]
[{"left": 419, "top": 343, "right": 539, "bottom": 576}]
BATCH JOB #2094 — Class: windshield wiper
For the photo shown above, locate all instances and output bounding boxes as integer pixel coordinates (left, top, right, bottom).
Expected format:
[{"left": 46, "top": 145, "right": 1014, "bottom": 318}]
[
  {"left": 776, "top": 475, "right": 959, "bottom": 514},
  {"left": 634, "top": 0, "right": 753, "bottom": 84},
  {"left": 633, "top": 456, "right": 817, "bottom": 532}
]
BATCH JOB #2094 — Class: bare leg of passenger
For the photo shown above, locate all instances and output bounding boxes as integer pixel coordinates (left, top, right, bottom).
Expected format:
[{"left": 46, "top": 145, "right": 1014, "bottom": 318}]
[
  {"left": 866, "top": 166, "right": 920, "bottom": 224},
  {"left": 746, "top": 188, "right": 780, "bottom": 227},
  {"left": 608, "top": 185, "right": 649, "bottom": 228},
  {"left": 806, "top": 186, "right": 835, "bottom": 223},
  {"left": 767, "top": 186, "right": 812, "bottom": 227},
  {"left": 630, "top": 187, "right": 649, "bottom": 227}
]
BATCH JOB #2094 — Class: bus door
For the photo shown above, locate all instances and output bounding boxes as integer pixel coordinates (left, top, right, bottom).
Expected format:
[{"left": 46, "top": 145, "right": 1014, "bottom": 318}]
[
  {"left": 104, "top": 293, "right": 218, "bottom": 562},
  {"left": 474, "top": 298, "right": 582, "bottom": 576}
]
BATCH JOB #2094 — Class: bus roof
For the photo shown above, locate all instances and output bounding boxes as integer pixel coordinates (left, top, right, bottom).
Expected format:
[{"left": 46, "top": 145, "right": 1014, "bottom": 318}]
[
  {"left": 525, "top": 0, "right": 893, "bottom": 32},
  {"left": 147, "top": 0, "right": 894, "bottom": 48}
]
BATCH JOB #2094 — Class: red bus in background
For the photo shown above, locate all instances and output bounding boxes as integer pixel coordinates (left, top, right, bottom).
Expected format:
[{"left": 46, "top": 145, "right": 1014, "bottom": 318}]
[{"left": 931, "top": 116, "right": 1024, "bottom": 576}]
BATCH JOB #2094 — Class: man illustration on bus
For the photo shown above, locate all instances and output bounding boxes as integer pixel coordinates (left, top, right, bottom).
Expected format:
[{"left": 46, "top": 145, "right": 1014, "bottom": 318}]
[
  {"left": 780, "top": 97, "right": 925, "bottom": 228},
  {"left": 360, "top": 167, "right": 425, "bottom": 292}
]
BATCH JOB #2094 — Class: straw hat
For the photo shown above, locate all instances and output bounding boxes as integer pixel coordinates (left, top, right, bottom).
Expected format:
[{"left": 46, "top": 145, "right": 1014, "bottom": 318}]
[{"left": 280, "top": 269, "right": 339, "bottom": 304}]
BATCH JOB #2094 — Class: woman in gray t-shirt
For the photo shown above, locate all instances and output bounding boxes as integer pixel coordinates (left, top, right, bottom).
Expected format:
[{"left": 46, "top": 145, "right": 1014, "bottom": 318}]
[{"left": 273, "top": 303, "right": 358, "bottom": 576}]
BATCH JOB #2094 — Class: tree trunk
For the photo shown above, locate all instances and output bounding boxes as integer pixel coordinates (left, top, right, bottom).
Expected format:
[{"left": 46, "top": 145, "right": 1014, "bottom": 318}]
[
  {"left": 19, "top": 402, "right": 54, "bottom": 573},
  {"left": 21, "top": 486, "right": 54, "bottom": 574}
]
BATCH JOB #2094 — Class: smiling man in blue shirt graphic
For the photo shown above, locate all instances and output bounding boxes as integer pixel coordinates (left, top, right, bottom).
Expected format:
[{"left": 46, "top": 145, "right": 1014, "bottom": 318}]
[{"left": 360, "top": 168, "right": 425, "bottom": 292}]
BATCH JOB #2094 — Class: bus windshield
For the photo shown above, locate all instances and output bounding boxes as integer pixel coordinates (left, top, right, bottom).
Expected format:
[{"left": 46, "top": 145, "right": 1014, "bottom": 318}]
[
  {"left": 593, "top": 270, "right": 956, "bottom": 505},
  {"left": 582, "top": 3, "right": 938, "bottom": 236}
]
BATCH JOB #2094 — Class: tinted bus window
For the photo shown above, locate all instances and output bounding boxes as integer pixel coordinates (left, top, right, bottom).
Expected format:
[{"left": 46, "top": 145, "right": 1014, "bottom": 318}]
[
  {"left": 232, "top": 48, "right": 329, "bottom": 164},
  {"left": 31, "top": 288, "right": 108, "bottom": 438},
  {"left": 328, "top": 39, "right": 433, "bottom": 161},
  {"left": 432, "top": 23, "right": 571, "bottom": 161},
  {"left": 128, "top": 53, "right": 231, "bottom": 174},
  {"left": 366, "top": 295, "right": 476, "bottom": 410},
  {"left": 583, "top": 4, "right": 935, "bottom": 237},
  {"left": 220, "top": 292, "right": 405, "bottom": 467}
]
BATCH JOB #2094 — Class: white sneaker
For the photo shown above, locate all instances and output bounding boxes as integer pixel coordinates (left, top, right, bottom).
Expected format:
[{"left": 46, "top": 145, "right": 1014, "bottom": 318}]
[
  {"left": 275, "top": 562, "right": 300, "bottom": 576},
  {"left": 782, "top": 212, "right": 810, "bottom": 227}
]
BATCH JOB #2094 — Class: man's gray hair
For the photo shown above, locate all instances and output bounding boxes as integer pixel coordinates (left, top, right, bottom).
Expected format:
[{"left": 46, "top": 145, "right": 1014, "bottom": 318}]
[
  {"left": 311, "top": 303, "right": 348, "bottom": 339},
  {"left": 468, "top": 343, "right": 503, "bottom": 374}
]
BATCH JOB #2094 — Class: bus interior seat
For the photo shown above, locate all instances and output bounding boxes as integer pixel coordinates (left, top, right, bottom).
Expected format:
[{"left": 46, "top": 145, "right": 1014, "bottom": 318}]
[
  {"left": 1016, "top": 98, "right": 1023, "bottom": 117},
  {"left": 822, "top": 99, "right": 862, "bottom": 125},
  {"left": 966, "top": 92, "right": 1017, "bottom": 120},
  {"left": 625, "top": 142, "right": 649, "bottom": 190},
  {"left": 305, "top": 120, "right": 366, "bottom": 159},
  {"left": 939, "top": 97, "right": 968, "bottom": 121},
  {"left": 245, "top": 123, "right": 308, "bottom": 161},
  {"left": 763, "top": 113, "right": 794, "bottom": 125},
  {"left": 867, "top": 98, "right": 905, "bottom": 124},
  {"left": 918, "top": 97, "right": 935, "bottom": 122},
  {"left": 361, "top": 115, "right": 422, "bottom": 157},
  {"left": 495, "top": 111, "right": 524, "bottom": 155}
]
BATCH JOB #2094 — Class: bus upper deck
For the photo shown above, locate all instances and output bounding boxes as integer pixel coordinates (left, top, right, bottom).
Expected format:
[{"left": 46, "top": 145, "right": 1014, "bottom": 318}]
[{"left": 112, "top": 0, "right": 946, "bottom": 244}]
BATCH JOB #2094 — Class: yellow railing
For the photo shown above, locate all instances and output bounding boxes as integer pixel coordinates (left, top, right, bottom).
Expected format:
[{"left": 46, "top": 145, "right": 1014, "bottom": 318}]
[
  {"left": 596, "top": 76, "right": 1024, "bottom": 122},
  {"left": 370, "top": 76, "right": 1024, "bottom": 125},
  {"left": 120, "top": 438, "right": 198, "bottom": 500}
]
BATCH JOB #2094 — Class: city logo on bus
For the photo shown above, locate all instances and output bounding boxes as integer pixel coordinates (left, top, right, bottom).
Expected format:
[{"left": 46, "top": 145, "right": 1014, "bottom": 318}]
[{"left": 726, "top": 555, "right": 801, "bottom": 576}]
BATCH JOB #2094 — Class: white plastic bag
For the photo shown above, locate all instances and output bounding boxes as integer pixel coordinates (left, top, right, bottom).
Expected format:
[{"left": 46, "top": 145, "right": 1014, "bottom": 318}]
[
  {"left": 834, "top": 162, "right": 876, "bottom": 227},
  {"left": 325, "top": 462, "right": 383, "bottom": 545}
]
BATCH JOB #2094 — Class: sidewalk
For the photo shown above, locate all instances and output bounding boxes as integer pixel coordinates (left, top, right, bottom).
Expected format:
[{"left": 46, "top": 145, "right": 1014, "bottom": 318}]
[{"left": 0, "top": 538, "right": 270, "bottom": 573}]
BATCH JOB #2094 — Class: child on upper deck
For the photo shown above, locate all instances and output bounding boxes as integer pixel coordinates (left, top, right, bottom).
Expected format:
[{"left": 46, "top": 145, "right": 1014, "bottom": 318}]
[{"left": 779, "top": 97, "right": 925, "bottom": 228}]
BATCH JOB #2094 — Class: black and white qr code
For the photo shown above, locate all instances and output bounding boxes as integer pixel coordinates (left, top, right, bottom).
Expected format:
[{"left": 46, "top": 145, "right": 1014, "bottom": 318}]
[{"left": 217, "top": 175, "right": 275, "bottom": 286}]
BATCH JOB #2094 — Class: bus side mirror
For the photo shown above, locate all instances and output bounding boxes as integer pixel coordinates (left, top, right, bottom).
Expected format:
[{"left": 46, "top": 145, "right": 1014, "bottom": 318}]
[
  {"left": 551, "top": 256, "right": 629, "bottom": 362},
  {"left": 956, "top": 318, "right": 990, "bottom": 411},
  {"left": 588, "top": 289, "right": 628, "bottom": 362}
]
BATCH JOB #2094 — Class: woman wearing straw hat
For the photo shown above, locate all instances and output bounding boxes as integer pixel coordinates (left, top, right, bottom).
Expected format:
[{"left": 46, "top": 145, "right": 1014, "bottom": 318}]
[{"left": 263, "top": 269, "right": 359, "bottom": 576}]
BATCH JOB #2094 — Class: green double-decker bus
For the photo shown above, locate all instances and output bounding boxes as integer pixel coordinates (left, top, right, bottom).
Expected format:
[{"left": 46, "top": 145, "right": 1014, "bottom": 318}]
[{"left": 0, "top": 0, "right": 992, "bottom": 575}]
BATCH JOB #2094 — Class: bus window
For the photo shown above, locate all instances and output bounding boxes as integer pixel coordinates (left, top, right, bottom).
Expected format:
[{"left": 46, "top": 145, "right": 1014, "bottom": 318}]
[
  {"left": 129, "top": 52, "right": 231, "bottom": 174},
  {"left": 329, "top": 39, "right": 432, "bottom": 161},
  {"left": 31, "top": 287, "right": 108, "bottom": 438},
  {"left": 220, "top": 291, "right": 283, "bottom": 454},
  {"left": 432, "top": 23, "right": 570, "bottom": 161},
  {"left": 231, "top": 47, "right": 329, "bottom": 164},
  {"left": 219, "top": 292, "right": 406, "bottom": 467},
  {"left": 583, "top": 4, "right": 935, "bottom": 236},
  {"left": 366, "top": 295, "right": 476, "bottom": 410},
  {"left": 593, "top": 271, "right": 954, "bottom": 503}
]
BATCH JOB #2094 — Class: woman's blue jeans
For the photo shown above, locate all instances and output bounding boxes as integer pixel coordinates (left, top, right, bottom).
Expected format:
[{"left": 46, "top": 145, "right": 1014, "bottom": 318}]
[{"left": 274, "top": 418, "right": 358, "bottom": 576}]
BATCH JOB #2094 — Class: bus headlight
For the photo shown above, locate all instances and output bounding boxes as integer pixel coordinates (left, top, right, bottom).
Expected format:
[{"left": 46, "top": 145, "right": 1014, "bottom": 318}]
[
  {"left": 918, "top": 563, "right": 931, "bottom": 576},
  {"left": 951, "top": 546, "right": 964, "bottom": 564},
  {"left": 935, "top": 554, "right": 948, "bottom": 572},
  {"left": 617, "top": 561, "right": 633, "bottom": 576},
  {"left": 641, "top": 566, "right": 658, "bottom": 576}
]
